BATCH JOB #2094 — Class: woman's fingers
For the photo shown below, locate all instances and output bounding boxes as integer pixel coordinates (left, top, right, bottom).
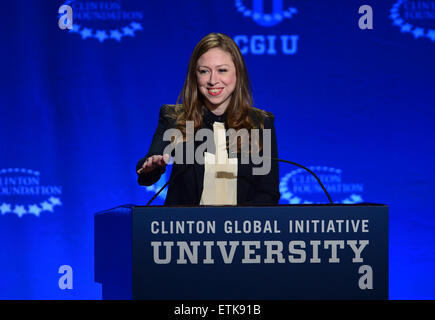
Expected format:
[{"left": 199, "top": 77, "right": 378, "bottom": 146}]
[{"left": 137, "top": 155, "right": 169, "bottom": 175}]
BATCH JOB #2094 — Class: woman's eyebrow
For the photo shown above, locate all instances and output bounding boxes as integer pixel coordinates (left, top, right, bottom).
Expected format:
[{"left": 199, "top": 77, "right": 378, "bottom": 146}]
[{"left": 197, "top": 64, "right": 230, "bottom": 68}]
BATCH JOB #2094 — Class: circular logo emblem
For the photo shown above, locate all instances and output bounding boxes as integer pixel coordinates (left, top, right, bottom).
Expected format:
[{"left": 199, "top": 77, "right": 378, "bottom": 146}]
[
  {"left": 390, "top": 0, "right": 435, "bottom": 41},
  {"left": 235, "top": 0, "right": 298, "bottom": 27},
  {"left": 280, "top": 166, "right": 364, "bottom": 204},
  {"left": 0, "top": 168, "right": 63, "bottom": 218},
  {"left": 60, "top": 0, "right": 144, "bottom": 42}
]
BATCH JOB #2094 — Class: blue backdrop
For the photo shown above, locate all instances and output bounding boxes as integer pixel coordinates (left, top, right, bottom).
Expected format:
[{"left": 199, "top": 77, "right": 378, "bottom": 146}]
[{"left": 0, "top": 0, "right": 434, "bottom": 299}]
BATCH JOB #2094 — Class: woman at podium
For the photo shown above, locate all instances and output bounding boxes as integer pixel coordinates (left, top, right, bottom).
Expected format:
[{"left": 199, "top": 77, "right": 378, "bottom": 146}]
[{"left": 136, "top": 33, "right": 279, "bottom": 206}]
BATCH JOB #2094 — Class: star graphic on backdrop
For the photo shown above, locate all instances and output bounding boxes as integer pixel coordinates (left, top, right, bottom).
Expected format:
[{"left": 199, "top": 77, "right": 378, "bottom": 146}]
[
  {"left": 350, "top": 194, "right": 363, "bottom": 202},
  {"left": 70, "top": 23, "right": 80, "bottom": 33},
  {"left": 28, "top": 204, "right": 42, "bottom": 217},
  {"left": 281, "top": 193, "right": 291, "bottom": 200},
  {"left": 290, "top": 197, "right": 301, "bottom": 204},
  {"left": 40, "top": 201, "right": 54, "bottom": 212},
  {"left": 390, "top": 13, "right": 399, "bottom": 20},
  {"left": 393, "top": 18, "right": 404, "bottom": 26},
  {"left": 0, "top": 203, "right": 11, "bottom": 215},
  {"left": 412, "top": 27, "right": 425, "bottom": 38},
  {"left": 130, "top": 22, "right": 143, "bottom": 31},
  {"left": 390, "top": 6, "right": 399, "bottom": 14},
  {"left": 13, "top": 205, "right": 26, "bottom": 218},
  {"left": 49, "top": 197, "right": 62, "bottom": 206},
  {"left": 427, "top": 30, "right": 435, "bottom": 41},
  {"left": 122, "top": 26, "right": 134, "bottom": 37},
  {"left": 110, "top": 29, "right": 123, "bottom": 41},
  {"left": 243, "top": 9, "right": 252, "bottom": 17},
  {"left": 80, "top": 27, "right": 93, "bottom": 39},
  {"left": 400, "top": 23, "right": 412, "bottom": 32},
  {"left": 95, "top": 30, "right": 108, "bottom": 42}
]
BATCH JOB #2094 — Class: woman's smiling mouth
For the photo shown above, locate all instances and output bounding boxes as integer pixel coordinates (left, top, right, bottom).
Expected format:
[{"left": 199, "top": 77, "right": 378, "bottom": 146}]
[{"left": 207, "top": 87, "right": 224, "bottom": 96}]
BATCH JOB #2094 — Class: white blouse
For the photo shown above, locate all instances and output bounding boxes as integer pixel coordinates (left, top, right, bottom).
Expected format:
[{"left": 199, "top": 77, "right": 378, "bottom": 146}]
[{"left": 200, "top": 121, "right": 238, "bottom": 205}]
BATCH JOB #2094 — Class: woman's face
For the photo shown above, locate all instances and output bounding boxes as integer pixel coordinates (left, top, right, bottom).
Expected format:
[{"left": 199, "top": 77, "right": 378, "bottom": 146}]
[{"left": 196, "top": 47, "right": 237, "bottom": 113}]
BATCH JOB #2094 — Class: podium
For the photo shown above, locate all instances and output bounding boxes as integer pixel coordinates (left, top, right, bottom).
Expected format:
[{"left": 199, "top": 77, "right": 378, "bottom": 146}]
[{"left": 94, "top": 204, "right": 388, "bottom": 300}]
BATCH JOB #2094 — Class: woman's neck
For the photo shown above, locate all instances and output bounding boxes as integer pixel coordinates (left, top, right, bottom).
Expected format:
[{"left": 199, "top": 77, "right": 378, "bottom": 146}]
[{"left": 204, "top": 101, "right": 228, "bottom": 116}]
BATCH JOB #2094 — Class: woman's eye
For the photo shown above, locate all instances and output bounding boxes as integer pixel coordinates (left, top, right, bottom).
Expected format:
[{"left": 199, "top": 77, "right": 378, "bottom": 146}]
[
  {"left": 198, "top": 69, "right": 208, "bottom": 74},
  {"left": 219, "top": 69, "right": 227, "bottom": 73}
]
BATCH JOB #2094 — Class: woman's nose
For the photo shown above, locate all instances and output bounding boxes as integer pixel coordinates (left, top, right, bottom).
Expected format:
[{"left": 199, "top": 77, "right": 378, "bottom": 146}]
[{"left": 208, "top": 72, "right": 218, "bottom": 85}]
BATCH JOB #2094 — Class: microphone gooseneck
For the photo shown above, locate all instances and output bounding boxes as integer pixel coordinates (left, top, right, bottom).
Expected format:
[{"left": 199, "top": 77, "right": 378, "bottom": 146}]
[
  {"left": 269, "top": 157, "right": 333, "bottom": 205},
  {"left": 145, "top": 158, "right": 334, "bottom": 206},
  {"left": 146, "top": 165, "right": 191, "bottom": 206}
]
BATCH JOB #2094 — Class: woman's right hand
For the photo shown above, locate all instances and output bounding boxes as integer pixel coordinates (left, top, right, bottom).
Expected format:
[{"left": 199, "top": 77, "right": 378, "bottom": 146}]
[{"left": 136, "top": 154, "right": 170, "bottom": 175}]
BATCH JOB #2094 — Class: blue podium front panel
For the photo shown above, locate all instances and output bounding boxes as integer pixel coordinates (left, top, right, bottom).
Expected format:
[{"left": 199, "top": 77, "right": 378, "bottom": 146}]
[{"left": 132, "top": 204, "right": 388, "bottom": 300}]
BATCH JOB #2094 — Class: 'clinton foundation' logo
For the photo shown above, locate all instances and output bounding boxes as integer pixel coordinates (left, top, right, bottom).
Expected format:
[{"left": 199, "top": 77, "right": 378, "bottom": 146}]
[
  {"left": 280, "top": 166, "right": 364, "bottom": 204},
  {"left": 390, "top": 0, "right": 435, "bottom": 41},
  {"left": 233, "top": 0, "right": 299, "bottom": 55},
  {"left": 235, "top": 0, "right": 297, "bottom": 27},
  {"left": 61, "top": 0, "right": 144, "bottom": 43},
  {"left": 0, "top": 168, "right": 63, "bottom": 218}
]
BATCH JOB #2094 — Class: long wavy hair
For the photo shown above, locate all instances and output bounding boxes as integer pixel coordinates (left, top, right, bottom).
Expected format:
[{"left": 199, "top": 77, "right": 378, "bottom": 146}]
[{"left": 168, "top": 33, "right": 270, "bottom": 151}]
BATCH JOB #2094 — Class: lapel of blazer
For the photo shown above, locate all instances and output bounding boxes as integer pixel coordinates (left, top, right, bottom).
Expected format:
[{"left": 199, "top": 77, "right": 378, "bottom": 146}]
[{"left": 193, "top": 140, "right": 205, "bottom": 202}]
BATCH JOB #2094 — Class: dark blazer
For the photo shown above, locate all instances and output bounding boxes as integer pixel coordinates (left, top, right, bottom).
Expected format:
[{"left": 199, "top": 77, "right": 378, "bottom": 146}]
[{"left": 136, "top": 105, "right": 280, "bottom": 205}]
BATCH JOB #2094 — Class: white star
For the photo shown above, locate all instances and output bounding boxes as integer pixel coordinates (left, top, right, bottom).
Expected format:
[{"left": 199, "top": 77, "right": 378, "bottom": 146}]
[
  {"left": 70, "top": 23, "right": 80, "bottom": 33},
  {"left": 350, "top": 194, "right": 363, "bottom": 203},
  {"left": 427, "top": 29, "right": 435, "bottom": 41},
  {"left": 13, "top": 205, "right": 26, "bottom": 218},
  {"left": 95, "top": 30, "right": 108, "bottom": 42},
  {"left": 0, "top": 203, "right": 11, "bottom": 214},
  {"left": 28, "top": 204, "right": 42, "bottom": 217},
  {"left": 290, "top": 197, "right": 301, "bottom": 204},
  {"left": 130, "top": 22, "right": 143, "bottom": 31},
  {"left": 49, "top": 197, "right": 62, "bottom": 206},
  {"left": 122, "top": 26, "right": 134, "bottom": 37},
  {"left": 40, "top": 201, "right": 54, "bottom": 212},
  {"left": 393, "top": 18, "right": 404, "bottom": 26},
  {"left": 412, "top": 27, "right": 425, "bottom": 38},
  {"left": 273, "top": 13, "right": 283, "bottom": 21},
  {"left": 401, "top": 23, "right": 412, "bottom": 32},
  {"left": 282, "top": 192, "right": 291, "bottom": 200},
  {"left": 110, "top": 29, "right": 123, "bottom": 41},
  {"left": 80, "top": 27, "right": 93, "bottom": 39}
]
